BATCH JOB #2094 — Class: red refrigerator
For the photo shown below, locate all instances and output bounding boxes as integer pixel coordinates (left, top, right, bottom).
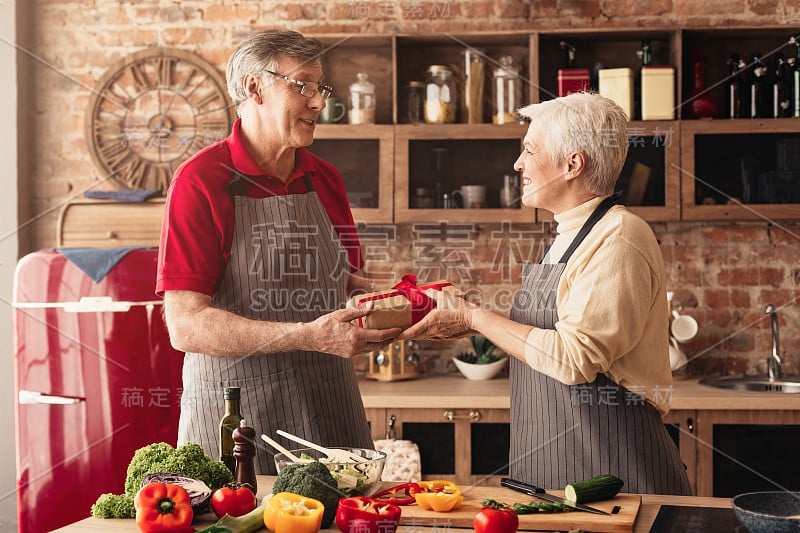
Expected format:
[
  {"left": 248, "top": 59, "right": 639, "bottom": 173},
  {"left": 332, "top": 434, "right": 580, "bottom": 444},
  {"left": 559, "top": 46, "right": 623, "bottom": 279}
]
[{"left": 13, "top": 248, "right": 185, "bottom": 533}]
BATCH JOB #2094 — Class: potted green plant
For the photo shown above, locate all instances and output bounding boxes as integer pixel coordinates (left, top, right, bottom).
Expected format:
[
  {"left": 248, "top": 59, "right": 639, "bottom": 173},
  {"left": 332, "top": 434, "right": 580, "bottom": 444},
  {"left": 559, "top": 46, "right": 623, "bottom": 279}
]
[{"left": 452, "top": 335, "right": 508, "bottom": 380}]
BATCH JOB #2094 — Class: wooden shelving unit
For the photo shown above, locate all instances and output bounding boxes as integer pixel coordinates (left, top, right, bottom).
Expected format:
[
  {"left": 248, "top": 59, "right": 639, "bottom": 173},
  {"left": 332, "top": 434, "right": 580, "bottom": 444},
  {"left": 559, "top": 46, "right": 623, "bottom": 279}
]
[{"left": 309, "top": 28, "right": 800, "bottom": 225}]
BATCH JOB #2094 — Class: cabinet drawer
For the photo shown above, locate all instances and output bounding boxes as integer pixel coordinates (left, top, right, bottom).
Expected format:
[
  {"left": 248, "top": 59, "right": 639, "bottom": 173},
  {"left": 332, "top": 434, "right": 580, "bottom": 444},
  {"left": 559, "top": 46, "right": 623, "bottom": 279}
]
[{"left": 57, "top": 198, "right": 165, "bottom": 248}]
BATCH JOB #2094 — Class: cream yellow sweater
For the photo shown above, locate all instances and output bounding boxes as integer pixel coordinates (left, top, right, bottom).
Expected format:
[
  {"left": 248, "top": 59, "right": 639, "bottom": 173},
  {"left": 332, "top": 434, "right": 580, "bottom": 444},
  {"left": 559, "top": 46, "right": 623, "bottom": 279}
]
[{"left": 525, "top": 197, "right": 674, "bottom": 415}]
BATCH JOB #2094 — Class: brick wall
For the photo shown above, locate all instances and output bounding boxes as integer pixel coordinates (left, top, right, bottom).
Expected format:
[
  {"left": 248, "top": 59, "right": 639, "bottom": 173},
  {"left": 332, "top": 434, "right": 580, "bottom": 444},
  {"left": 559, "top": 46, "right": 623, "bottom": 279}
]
[{"left": 17, "top": 0, "right": 800, "bottom": 376}]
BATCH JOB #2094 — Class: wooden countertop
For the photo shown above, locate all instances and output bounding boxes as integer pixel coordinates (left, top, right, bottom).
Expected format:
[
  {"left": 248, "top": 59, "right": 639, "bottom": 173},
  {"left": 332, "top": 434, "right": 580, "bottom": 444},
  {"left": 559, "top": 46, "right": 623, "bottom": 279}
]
[
  {"left": 358, "top": 375, "right": 800, "bottom": 410},
  {"left": 56, "top": 476, "right": 732, "bottom": 532}
]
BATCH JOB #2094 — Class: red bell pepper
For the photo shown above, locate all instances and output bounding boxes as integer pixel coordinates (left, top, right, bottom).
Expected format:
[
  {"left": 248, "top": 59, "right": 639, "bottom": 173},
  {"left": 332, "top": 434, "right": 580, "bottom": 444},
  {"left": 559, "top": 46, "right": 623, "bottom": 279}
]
[
  {"left": 134, "top": 482, "right": 194, "bottom": 533},
  {"left": 373, "top": 482, "right": 421, "bottom": 506},
  {"left": 335, "top": 496, "right": 402, "bottom": 533}
]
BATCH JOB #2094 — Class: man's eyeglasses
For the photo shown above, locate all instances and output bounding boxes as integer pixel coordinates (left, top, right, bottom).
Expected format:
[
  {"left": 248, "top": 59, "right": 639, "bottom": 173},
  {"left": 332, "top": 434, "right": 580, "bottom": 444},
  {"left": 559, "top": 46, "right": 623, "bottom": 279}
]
[{"left": 264, "top": 70, "right": 333, "bottom": 100}]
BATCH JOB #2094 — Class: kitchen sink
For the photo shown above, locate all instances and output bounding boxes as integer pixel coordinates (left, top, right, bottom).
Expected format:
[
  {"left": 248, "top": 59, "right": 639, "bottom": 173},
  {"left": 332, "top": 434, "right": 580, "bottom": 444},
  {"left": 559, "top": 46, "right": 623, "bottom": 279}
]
[{"left": 700, "top": 375, "right": 800, "bottom": 393}]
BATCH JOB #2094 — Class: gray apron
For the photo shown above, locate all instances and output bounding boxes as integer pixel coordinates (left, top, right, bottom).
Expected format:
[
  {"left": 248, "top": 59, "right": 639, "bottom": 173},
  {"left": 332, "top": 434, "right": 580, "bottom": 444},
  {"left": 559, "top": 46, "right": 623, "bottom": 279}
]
[
  {"left": 508, "top": 194, "right": 692, "bottom": 495},
  {"left": 177, "top": 172, "right": 373, "bottom": 475}
]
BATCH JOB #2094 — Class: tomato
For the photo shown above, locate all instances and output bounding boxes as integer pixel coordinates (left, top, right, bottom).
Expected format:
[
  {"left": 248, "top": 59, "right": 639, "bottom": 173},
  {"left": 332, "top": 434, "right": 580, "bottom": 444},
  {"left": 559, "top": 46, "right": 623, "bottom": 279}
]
[
  {"left": 211, "top": 482, "right": 257, "bottom": 518},
  {"left": 474, "top": 501, "right": 519, "bottom": 533}
]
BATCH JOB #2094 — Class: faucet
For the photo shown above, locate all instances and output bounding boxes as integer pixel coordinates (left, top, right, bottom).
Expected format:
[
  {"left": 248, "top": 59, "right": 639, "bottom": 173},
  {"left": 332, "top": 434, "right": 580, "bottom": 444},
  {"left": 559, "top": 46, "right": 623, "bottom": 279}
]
[{"left": 765, "top": 304, "right": 782, "bottom": 381}]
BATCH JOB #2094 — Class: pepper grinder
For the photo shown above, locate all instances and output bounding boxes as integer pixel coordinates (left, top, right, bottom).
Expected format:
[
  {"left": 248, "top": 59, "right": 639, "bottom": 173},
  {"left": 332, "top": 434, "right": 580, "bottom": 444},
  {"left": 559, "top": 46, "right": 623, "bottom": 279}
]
[{"left": 232, "top": 419, "right": 257, "bottom": 494}]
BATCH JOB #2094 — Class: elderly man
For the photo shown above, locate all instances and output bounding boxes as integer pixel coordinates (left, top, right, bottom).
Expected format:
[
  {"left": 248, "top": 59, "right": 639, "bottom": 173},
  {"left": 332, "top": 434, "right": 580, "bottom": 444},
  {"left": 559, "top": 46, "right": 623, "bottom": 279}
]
[
  {"left": 157, "top": 29, "right": 398, "bottom": 474},
  {"left": 400, "top": 92, "right": 692, "bottom": 495}
]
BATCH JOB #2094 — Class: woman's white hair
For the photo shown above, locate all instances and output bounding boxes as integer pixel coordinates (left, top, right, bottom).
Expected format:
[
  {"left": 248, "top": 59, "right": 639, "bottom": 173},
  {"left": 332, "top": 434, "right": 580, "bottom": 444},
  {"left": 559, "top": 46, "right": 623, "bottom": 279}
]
[
  {"left": 226, "top": 29, "right": 324, "bottom": 114},
  {"left": 517, "top": 92, "right": 628, "bottom": 196}
]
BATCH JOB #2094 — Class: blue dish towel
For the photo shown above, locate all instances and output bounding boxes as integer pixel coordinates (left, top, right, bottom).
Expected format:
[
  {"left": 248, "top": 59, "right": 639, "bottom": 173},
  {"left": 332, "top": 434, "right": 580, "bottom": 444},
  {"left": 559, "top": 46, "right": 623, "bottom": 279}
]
[
  {"left": 55, "top": 247, "right": 154, "bottom": 283},
  {"left": 83, "top": 189, "right": 162, "bottom": 202}
]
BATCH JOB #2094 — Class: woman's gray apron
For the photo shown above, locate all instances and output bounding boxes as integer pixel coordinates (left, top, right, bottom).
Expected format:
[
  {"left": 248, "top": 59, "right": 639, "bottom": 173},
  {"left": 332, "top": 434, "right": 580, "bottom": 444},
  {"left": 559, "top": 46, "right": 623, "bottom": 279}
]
[
  {"left": 508, "top": 194, "right": 692, "bottom": 495},
  {"left": 177, "top": 173, "right": 373, "bottom": 475}
]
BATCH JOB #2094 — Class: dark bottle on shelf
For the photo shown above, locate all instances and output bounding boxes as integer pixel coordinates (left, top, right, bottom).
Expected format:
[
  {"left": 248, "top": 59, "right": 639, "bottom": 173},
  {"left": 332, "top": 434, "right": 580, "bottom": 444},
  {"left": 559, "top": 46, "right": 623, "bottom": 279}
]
[
  {"left": 634, "top": 39, "right": 651, "bottom": 120},
  {"left": 726, "top": 54, "right": 745, "bottom": 118},
  {"left": 773, "top": 53, "right": 790, "bottom": 118},
  {"left": 219, "top": 386, "right": 242, "bottom": 475},
  {"left": 792, "top": 36, "right": 800, "bottom": 118},
  {"left": 789, "top": 56, "right": 798, "bottom": 117},
  {"left": 233, "top": 419, "right": 258, "bottom": 494},
  {"left": 749, "top": 53, "right": 768, "bottom": 118},
  {"left": 560, "top": 40, "right": 576, "bottom": 68},
  {"left": 640, "top": 39, "right": 652, "bottom": 66}
]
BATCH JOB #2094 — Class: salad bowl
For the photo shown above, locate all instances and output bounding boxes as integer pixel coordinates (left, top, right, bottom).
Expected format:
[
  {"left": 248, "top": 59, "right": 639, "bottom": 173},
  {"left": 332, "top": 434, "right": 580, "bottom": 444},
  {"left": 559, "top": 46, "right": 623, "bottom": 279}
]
[{"left": 273, "top": 447, "right": 387, "bottom": 496}]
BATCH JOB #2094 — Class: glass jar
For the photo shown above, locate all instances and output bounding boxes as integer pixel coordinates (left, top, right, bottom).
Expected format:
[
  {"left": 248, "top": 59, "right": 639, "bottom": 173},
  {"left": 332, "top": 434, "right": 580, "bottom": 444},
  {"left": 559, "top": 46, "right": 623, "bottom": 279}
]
[
  {"left": 492, "top": 55, "right": 523, "bottom": 124},
  {"left": 461, "top": 48, "right": 486, "bottom": 123},
  {"left": 412, "top": 187, "right": 435, "bottom": 208},
  {"left": 348, "top": 72, "right": 376, "bottom": 124},
  {"left": 405, "top": 81, "right": 425, "bottom": 124},
  {"left": 499, "top": 173, "right": 520, "bottom": 208},
  {"left": 424, "top": 65, "right": 457, "bottom": 124}
]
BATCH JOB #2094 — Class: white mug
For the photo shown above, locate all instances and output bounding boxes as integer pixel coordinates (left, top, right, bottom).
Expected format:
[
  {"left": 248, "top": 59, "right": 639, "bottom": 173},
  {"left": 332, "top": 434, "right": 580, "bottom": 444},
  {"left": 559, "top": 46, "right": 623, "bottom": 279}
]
[
  {"left": 452, "top": 185, "right": 487, "bottom": 208},
  {"left": 669, "top": 336, "right": 688, "bottom": 371},
  {"left": 671, "top": 311, "right": 698, "bottom": 343}
]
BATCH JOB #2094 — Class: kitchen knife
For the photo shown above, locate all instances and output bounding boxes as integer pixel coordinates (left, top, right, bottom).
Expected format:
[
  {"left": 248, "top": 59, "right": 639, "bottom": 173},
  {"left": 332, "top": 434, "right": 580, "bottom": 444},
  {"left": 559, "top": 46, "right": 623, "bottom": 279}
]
[{"left": 500, "top": 477, "right": 611, "bottom": 515}]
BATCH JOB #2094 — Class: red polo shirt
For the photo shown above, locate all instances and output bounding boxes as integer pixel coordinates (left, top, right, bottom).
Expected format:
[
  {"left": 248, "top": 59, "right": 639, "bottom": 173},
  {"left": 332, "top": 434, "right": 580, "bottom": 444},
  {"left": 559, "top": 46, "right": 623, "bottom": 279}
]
[{"left": 156, "top": 119, "right": 364, "bottom": 296}]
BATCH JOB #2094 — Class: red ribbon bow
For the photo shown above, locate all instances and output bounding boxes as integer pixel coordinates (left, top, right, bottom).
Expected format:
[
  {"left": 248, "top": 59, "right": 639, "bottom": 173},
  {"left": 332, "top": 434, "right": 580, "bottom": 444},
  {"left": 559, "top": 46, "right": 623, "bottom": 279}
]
[{"left": 357, "top": 275, "right": 452, "bottom": 326}]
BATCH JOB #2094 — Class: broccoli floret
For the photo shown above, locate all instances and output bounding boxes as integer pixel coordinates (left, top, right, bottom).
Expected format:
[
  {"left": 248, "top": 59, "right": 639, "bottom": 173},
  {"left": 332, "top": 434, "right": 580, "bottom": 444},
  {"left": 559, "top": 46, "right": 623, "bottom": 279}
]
[
  {"left": 272, "top": 461, "right": 344, "bottom": 528},
  {"left": 92, "top": 442, "right": 233, "bottom": 519},
  {"left": 90, "top": 493, "right": 135, "bottom": 518}
]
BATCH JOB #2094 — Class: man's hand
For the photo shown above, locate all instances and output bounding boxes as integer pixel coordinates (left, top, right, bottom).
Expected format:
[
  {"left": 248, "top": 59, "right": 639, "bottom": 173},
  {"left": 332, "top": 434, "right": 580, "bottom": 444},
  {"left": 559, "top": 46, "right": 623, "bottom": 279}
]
[
  {"left": 307, "top": 302, "right": 401, "bottom": 357},
  {"left": 397, "top": 290, "right": 476, "bottom": 341}
]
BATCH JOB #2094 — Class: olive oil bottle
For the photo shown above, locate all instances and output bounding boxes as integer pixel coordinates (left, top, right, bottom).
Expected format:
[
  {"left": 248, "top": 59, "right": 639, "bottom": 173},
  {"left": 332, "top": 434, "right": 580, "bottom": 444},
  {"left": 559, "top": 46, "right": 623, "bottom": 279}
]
[{"left": 219, "top": 387, "right": 242, "bottom": 474}]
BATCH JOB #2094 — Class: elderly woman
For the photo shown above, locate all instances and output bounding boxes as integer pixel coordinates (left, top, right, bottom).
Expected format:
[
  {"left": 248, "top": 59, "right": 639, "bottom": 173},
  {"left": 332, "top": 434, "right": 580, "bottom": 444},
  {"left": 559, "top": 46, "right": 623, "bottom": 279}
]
[
  {"left": 401, "top": 92, "right": 692, "bottom": 495},
  {"left": 158, "top": 30, "right": 398, "bottom": 474}
]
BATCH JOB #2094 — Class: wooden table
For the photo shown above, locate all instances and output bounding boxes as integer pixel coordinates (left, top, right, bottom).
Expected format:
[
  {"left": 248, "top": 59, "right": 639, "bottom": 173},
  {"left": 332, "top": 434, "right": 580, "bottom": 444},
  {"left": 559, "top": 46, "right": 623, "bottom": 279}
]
[{"left": 55, "top": 476, "right": 731, "bottom": 532}]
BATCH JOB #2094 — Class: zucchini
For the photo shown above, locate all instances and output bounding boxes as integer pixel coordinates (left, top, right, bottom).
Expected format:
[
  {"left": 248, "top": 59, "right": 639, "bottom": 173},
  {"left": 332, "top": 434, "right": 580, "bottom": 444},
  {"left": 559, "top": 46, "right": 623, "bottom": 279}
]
[{"left": 564, "top": 474, "right": 624, "bottom": 503}]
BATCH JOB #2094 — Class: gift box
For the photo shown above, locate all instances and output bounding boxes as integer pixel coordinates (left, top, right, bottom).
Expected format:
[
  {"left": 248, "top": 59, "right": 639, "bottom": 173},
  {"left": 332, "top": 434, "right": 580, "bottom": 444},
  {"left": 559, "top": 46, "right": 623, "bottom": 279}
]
[{"left": 349, "top": 275, "right": 463, "bottom": 330}]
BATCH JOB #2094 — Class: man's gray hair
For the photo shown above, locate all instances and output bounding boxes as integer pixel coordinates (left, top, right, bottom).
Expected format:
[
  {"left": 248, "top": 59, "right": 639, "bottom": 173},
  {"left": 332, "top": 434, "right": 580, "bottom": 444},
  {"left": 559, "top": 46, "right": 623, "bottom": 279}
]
[
  {"left": 226, "top": 29, "right": 324, "bottom": 114},
  {"left": 516, "top": 93, "right": 628, "bottom": 196}
]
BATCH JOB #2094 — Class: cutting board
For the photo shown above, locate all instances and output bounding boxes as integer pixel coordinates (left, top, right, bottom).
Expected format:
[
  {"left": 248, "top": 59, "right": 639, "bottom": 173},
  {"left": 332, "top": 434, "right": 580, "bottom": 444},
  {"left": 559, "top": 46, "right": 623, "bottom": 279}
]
[{"left": 398, "top": 487, "right": 641, "bottom": 532}]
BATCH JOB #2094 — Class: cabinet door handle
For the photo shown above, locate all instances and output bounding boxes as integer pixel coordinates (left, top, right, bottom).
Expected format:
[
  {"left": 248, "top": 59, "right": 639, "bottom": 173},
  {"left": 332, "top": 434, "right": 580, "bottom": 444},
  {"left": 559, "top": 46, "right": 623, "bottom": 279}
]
[
  {"left": 444, "top": 410, "right": 481, "bottom": 422},
  {"left": 687, "top": 417, "right": 694, "bottom": 433}
]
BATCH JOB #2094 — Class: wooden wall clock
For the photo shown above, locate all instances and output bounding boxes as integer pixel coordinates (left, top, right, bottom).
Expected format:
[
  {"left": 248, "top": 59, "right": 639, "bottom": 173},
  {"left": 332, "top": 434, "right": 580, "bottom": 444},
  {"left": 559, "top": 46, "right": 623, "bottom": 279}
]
[{"left": 86, "top": 47, "right": 236, "bottom": 193}]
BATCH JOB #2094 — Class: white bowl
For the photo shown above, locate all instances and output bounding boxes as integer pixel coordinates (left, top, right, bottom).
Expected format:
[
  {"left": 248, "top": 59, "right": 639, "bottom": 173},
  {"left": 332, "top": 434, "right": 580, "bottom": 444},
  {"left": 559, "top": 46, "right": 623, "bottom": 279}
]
[{"left": 452, "top": 356, "right": 508, "bottom": 380}]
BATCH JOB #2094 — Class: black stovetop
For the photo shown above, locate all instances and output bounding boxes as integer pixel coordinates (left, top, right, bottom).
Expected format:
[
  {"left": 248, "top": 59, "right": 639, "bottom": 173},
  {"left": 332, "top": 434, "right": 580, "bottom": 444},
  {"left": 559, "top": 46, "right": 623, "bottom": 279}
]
[{"left": 650, "top": 505, "right": 745, "bottom": 532}]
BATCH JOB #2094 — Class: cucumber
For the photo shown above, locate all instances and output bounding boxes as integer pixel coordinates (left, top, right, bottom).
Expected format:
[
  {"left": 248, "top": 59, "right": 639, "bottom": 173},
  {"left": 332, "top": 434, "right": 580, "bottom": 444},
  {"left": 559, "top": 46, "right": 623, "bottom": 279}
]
[{"left": 564, "top": 474, "right": 624, "bottom": 503}]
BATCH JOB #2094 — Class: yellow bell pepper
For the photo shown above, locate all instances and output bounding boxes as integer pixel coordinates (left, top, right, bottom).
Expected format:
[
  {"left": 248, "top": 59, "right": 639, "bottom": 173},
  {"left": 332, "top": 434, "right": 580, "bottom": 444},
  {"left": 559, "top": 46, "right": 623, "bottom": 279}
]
[
  {"left": 263, "top": 492, "right": 324, "bottom": 533},
  {"left": 415, "top": 480, "right": 458, "bottom": 493},
  {"left": 412, "top": 480, "right": 463, "bottom": 512}
]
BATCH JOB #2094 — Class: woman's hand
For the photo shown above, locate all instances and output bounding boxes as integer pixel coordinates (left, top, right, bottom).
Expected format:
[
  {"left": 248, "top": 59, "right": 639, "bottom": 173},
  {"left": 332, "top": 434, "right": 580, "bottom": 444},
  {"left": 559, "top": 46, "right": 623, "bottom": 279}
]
[{"left": 397, "top": 289, "right": 476, "bottom": 341}]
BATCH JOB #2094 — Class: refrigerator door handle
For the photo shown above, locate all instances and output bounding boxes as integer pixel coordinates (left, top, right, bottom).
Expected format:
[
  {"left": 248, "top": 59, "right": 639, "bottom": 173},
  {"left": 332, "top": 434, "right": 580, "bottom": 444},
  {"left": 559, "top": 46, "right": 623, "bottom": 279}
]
[
  {"left": 13, "top": 296, "right": 163, "bottom": 313},
  {"left": 19, "top": 390, "right": 85, "bottom": 405}
]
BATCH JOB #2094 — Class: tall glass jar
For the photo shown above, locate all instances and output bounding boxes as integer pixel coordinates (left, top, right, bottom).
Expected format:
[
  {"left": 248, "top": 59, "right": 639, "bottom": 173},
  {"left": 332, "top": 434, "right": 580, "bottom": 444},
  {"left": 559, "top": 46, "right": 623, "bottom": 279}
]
[
  {"left": 461, "top": 48, "right": 485, "bottom": 123},
  {"left": 348, "top": 72, "right": 376, "bottom": 124},
  {"left": 492, "top": 55, "right": 523, "bottom": 124},
  {"left": 405, "top": 81, "right": 425, "bottom": 124},
  {"left": 424, "top": 65, "right": 457, "bottom": 124}
]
